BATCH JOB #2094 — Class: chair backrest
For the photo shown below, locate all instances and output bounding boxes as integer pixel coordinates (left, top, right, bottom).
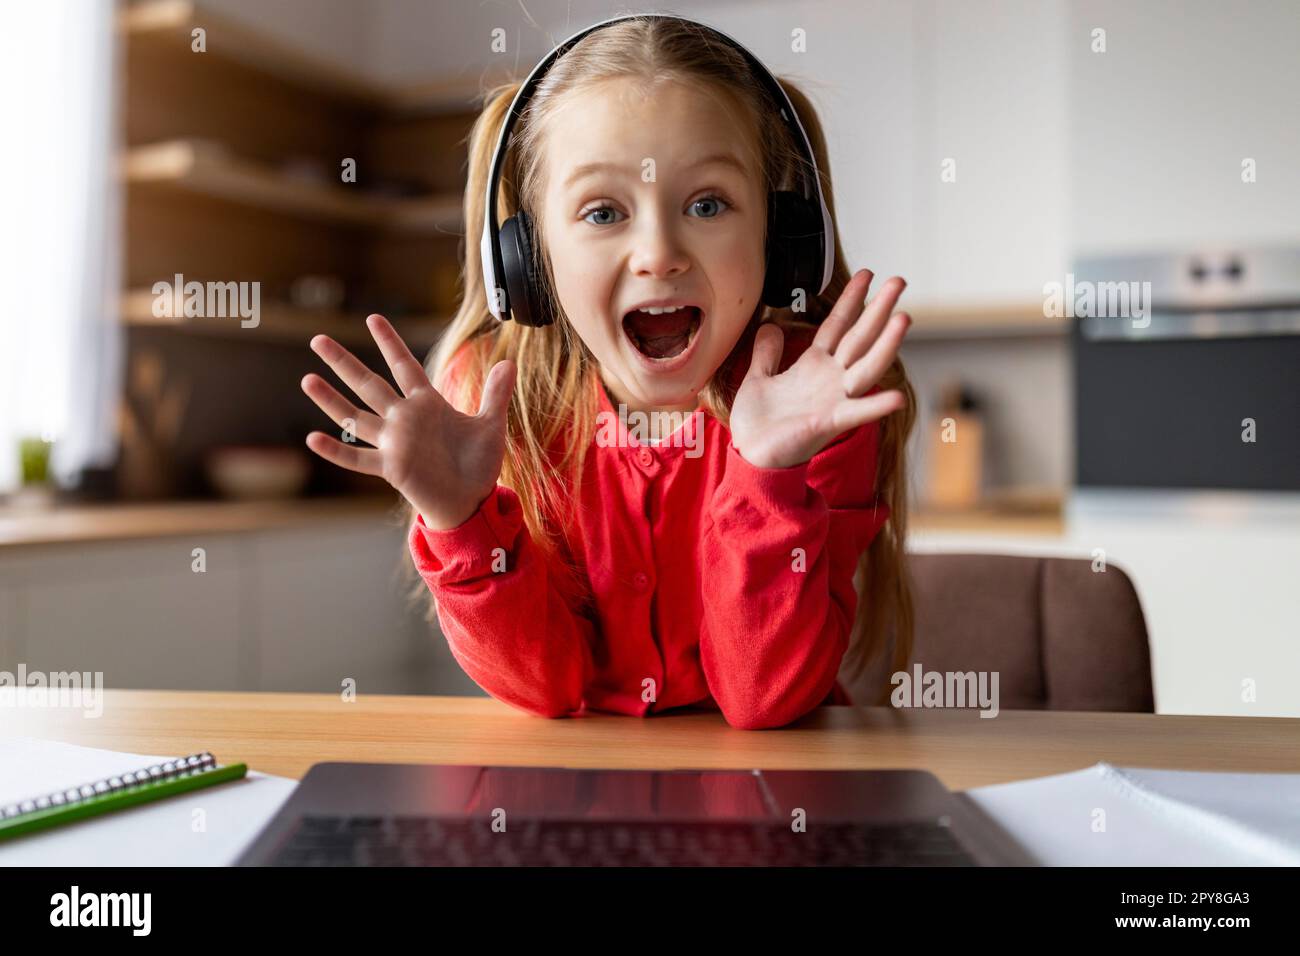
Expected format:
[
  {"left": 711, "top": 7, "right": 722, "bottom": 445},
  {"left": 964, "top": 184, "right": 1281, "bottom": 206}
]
[{"left": 841, "top": 553, "right": 1154, "bottom": 713}]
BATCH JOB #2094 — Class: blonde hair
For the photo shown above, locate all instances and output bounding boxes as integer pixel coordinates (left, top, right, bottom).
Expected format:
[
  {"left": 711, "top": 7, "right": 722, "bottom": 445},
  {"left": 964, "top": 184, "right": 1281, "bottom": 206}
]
[{"left": 398, "top": 15, "right": 915, "bottom": 705}]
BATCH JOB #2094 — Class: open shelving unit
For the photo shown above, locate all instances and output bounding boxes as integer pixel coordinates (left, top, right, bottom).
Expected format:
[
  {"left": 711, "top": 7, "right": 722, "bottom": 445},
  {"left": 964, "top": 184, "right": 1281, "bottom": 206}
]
[
  {"left": 119, "top": 0, "right": 503, "bottom": 111},
  {"left": 114, "top": 0, "right": 495, "bottom": 501},
  {"left": 118, "top": 288, "right": 447, "bottom": 349},
  {"left": 122, "top": 138, "right": 464, "bottom": 234}
]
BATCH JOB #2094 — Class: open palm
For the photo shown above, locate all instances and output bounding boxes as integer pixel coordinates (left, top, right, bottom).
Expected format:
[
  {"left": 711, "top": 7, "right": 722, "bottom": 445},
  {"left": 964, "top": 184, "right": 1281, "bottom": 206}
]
[
  {"left": 301, "top": 314, "right": 515, "bottom": 530},
  {"left": 729, "top": 270, "right": 911, "bottom": 470}
]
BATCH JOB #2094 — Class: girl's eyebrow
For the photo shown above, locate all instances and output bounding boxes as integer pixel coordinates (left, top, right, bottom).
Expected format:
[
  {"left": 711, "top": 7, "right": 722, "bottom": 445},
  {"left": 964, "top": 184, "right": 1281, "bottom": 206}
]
[{"left": 563, "top": 152, "right": 748, "bottom": 190}]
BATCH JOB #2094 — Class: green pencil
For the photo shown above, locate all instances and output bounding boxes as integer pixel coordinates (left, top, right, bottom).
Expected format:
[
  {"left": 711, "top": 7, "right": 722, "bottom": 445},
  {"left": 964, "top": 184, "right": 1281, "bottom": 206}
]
[{"left": 0, "top": 752, "right": 249, "bottom": 842}]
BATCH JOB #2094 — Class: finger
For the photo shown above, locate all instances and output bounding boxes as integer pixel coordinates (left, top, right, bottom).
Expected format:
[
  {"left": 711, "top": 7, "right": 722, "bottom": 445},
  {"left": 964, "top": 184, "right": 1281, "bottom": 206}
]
[
  {"left": 746, "top": 323, "right": 785, "bottom": 379},
  {"left": 365, "top": 314, "right": 432, "bottom": 398},
  {"left": 309, "top": 334, "right": 400, "bottom": 415},
  {"left": 301, "top": 373, "right": 384, "bottom": 445},
  {"left": 833, "top": 276, "right": 906, "bottom": 369},
  {"left": 842, "top": 313, "right": 911, "bottom": 397},
  {"left": 830, "top": 389, "right": 907, "bottom": 433},
  {"left": 812, "top": 268, "right": 873, "bottom": 354},
  {"left": 305, "top": 431, "right": 385, "bottom": 477},
  {"left": 476, "top": 359, "right": 516, "bottom": 420}
]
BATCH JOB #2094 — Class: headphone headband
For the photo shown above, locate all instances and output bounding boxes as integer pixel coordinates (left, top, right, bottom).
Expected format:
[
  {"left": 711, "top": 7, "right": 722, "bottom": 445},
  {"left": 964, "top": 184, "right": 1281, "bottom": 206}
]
[{"left": 480, "top": 13, "right": 834, "bottom": 322}]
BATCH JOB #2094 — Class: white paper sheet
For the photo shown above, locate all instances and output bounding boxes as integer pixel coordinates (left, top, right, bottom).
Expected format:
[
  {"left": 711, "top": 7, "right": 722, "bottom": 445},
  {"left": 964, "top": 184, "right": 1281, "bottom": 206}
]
[
  {"left": 966, "top": 762, "right": 1300, "bottom": 866},
  {"left": 0, "top": 737, "right": 297, "bottom": 866}
]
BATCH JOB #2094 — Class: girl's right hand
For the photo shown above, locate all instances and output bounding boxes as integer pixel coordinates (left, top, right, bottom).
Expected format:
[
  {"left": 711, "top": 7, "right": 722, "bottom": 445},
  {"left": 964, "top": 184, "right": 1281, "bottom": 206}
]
[{"left": 301, "top": 314, "right": 516, "bottom": 531}]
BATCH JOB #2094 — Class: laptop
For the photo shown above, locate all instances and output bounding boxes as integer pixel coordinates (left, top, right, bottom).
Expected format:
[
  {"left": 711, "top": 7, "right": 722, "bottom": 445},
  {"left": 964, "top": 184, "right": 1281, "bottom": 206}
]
[{"left": 235, "top": 764, "right": 1035, "bottom": 866}]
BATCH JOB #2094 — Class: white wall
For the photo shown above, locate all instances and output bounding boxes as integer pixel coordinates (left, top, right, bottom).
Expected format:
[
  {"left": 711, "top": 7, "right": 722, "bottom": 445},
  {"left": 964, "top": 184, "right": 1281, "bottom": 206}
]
[
  {"left": 199, "top": 0, "right": 1071, "bottom": 302},
  {"left": 198, "top": 0, "right": 1300, "bottom": 278},
  {"left": 1065, "top": 0, "right": 1300, "bottom": 255}
]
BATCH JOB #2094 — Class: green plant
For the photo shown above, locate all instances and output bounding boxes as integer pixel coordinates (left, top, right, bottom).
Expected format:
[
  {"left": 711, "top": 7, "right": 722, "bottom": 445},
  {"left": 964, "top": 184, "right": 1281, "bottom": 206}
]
[{"left": 19, "top": 437, "right": 53, "bottom": 485}]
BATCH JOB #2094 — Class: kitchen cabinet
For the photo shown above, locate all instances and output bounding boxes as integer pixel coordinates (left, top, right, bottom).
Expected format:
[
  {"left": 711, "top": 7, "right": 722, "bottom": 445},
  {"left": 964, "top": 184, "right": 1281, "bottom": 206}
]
[
  {"left": 10, "top": 536, "right": 244, "bottom": 690},
  {"left": 0, "top": 510, "right": 478, "bottom": 697}
]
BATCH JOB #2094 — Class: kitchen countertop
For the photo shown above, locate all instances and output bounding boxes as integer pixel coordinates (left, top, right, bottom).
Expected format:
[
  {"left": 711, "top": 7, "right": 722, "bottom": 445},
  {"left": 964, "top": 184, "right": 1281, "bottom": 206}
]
[
  {"left": 0, "top": 494, "right": 403, "bottom": 548},
  {"left": 0, "top": 491, "right": 1067, "bottom": 549}
]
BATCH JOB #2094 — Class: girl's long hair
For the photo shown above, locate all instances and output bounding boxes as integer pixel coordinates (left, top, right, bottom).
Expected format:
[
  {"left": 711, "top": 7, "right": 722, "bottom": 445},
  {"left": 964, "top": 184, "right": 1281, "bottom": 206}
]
[{"left": 397, "top": 15, "right": 915, "bottom": 704}]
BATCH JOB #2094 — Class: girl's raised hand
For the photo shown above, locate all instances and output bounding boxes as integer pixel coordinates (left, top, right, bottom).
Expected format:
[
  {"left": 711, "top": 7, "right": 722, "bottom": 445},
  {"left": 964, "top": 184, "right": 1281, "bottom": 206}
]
[
  {"left": 729, "top": 269, "right": 911, "bottom": 470},
  {"left": 301, "top": 314, "right": 516, "bottom": 530}
]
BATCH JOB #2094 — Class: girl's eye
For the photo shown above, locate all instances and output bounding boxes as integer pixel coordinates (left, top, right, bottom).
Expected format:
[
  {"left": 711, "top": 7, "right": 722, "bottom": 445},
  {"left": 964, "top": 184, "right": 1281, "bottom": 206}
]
[
  {"left": 582, "top": 206, "right": 625, "bottom": 226},
  {"left": 580, "top": 194, "right": 732, "bottom": 227},
  {"left": 688, "top": 195, "right": 730, "bottom": 219}
]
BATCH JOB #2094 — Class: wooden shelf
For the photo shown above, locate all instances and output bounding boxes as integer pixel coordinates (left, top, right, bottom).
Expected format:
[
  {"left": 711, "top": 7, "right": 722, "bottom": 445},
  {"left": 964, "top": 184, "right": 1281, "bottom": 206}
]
[
  {"left": 121, "top": 289, "right": 450, "bottom": 349},
  {"left": 120, "top": 0, "right": 507, "bottom": 113},
  {"left": 114, "top": 3, "right": 475, "bottom": 501},
  {"left": 123, "top": 139, "right": 462, "bottom": 233},
  {"left": 904, "top": 301, "right": 1067, "bottom": 340}
]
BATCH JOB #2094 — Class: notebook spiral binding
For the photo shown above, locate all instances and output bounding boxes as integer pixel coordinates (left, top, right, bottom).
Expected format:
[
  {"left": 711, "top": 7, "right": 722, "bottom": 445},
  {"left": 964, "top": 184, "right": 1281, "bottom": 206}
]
[{"left": 1, "top": 751, "right": 218, "bottom": 820}]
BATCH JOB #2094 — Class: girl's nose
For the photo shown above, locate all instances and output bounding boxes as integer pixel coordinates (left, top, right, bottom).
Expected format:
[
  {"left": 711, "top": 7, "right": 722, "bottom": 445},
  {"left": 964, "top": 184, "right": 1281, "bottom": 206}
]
[{"left": 628, "top": 218, "right": 690, "bottom": 279}]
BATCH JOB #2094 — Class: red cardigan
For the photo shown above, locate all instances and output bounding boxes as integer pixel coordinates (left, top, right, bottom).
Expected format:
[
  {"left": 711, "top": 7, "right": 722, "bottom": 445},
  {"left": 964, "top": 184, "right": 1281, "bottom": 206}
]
[{"left": 407, "top": 323, "right": 890, "bottom": 729}]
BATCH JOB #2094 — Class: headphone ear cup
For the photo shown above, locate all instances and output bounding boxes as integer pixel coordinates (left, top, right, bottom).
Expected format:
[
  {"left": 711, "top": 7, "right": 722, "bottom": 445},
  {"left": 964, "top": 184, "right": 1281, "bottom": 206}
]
[
  {"left": 499, "top": 210, "right": 553, "bottom": 327},
  {"left": 498, "top": 213, "right": 532, "bottom": 326},
  {"left": 762, "top": 190, "right": 826, "bottom": 316}
]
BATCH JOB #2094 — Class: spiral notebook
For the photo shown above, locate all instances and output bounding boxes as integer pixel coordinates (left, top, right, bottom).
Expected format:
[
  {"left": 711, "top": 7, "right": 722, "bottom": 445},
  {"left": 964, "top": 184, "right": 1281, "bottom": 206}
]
[
  {"left": 0, "top": 750, "right": 253, "bottom": 842},
  {"left": 0, "top": 737, "right": 297, "bottom": 866}
]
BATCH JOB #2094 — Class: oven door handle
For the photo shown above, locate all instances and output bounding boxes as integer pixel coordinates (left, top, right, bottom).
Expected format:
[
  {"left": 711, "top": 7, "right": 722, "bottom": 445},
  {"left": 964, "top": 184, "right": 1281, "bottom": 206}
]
[{"left": 1078, "top": 308, "right": 1300, "bottom": 341}]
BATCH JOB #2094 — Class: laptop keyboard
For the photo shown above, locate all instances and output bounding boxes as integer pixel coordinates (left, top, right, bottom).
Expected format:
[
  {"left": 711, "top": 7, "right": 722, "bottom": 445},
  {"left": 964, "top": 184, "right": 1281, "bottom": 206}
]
[{"left": 268, "top": 815, "right": 977, "bottom": 866}]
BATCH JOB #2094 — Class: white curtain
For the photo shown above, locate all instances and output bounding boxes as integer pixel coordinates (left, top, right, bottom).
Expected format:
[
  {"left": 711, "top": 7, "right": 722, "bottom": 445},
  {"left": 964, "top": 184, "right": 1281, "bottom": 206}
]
[{"left": 0, "top": 0, "right": 123, "bottom": 496}]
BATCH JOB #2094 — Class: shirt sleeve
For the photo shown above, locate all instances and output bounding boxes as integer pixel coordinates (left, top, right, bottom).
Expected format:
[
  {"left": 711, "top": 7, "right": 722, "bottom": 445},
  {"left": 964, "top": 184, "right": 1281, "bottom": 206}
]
[
  {"left": 697, "top": 420, "right": 889, "bottom": 730},
  {"left": 407, "top": 483, "right": 597, "bottom": 719}
]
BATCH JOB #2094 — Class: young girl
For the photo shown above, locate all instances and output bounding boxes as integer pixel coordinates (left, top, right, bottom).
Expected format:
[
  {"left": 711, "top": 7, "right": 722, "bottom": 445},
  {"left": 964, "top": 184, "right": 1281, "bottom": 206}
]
[{"left": 300, "top": 16, "right": 916, "bottom": 729}]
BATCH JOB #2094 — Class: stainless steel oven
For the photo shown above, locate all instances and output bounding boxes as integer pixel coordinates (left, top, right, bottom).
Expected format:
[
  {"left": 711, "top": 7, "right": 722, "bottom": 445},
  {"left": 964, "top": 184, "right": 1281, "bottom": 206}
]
[{"left": 1072, "top": 246, "right": 1300, "bottom": 491}]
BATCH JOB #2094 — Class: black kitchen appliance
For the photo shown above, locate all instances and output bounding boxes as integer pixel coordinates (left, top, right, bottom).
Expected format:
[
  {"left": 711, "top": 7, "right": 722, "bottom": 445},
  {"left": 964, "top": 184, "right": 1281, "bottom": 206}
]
[{"left": 1073, "top": 246, "right": 1300, "bottom": 491}]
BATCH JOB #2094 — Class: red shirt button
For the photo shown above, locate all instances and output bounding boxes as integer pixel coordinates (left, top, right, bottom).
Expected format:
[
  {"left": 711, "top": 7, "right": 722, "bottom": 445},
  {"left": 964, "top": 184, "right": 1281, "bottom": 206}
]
[
  {"left": 636, "top": 448, "right": 654, "bottom": 467},
  {"left": 632, "top": 571, "right": 650, "bottom": 590}
]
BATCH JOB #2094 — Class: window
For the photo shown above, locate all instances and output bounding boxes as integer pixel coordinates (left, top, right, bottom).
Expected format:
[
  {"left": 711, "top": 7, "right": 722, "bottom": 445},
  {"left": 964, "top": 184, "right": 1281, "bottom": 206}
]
[{"left": 0, "top": 0, "right": 122, "bottom": 496}]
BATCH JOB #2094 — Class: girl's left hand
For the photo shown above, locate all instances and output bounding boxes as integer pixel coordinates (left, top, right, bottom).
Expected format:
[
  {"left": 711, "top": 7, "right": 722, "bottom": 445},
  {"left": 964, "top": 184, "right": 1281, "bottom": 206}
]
[{"left": 729, "top": 269, "right": 911, "bottom": 470}]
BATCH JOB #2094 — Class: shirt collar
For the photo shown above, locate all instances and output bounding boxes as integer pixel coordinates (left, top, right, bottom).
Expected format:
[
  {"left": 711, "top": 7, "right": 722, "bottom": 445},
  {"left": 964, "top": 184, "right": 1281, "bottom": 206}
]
[{"left": 594, "top": 375, "right": 704, "bottom": 459}]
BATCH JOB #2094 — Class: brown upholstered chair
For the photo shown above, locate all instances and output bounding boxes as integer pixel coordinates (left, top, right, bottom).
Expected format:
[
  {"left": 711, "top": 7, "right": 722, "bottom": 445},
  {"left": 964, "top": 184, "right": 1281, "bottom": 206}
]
[{"left": 841, "top": 553, "right": 1155, "bottom": 713}]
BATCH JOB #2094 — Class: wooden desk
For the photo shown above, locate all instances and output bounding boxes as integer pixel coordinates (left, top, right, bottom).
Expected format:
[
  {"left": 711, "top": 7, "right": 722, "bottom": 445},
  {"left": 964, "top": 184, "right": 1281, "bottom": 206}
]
[{"left": 7, "top": 691, "right": 1300, "bottom": 791}]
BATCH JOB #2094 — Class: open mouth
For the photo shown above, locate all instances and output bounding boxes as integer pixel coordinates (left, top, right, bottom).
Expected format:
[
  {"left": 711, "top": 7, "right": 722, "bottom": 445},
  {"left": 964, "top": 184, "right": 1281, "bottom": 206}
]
[{"left": 622, "top": 306, "right": 702, "bottom": 360}]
